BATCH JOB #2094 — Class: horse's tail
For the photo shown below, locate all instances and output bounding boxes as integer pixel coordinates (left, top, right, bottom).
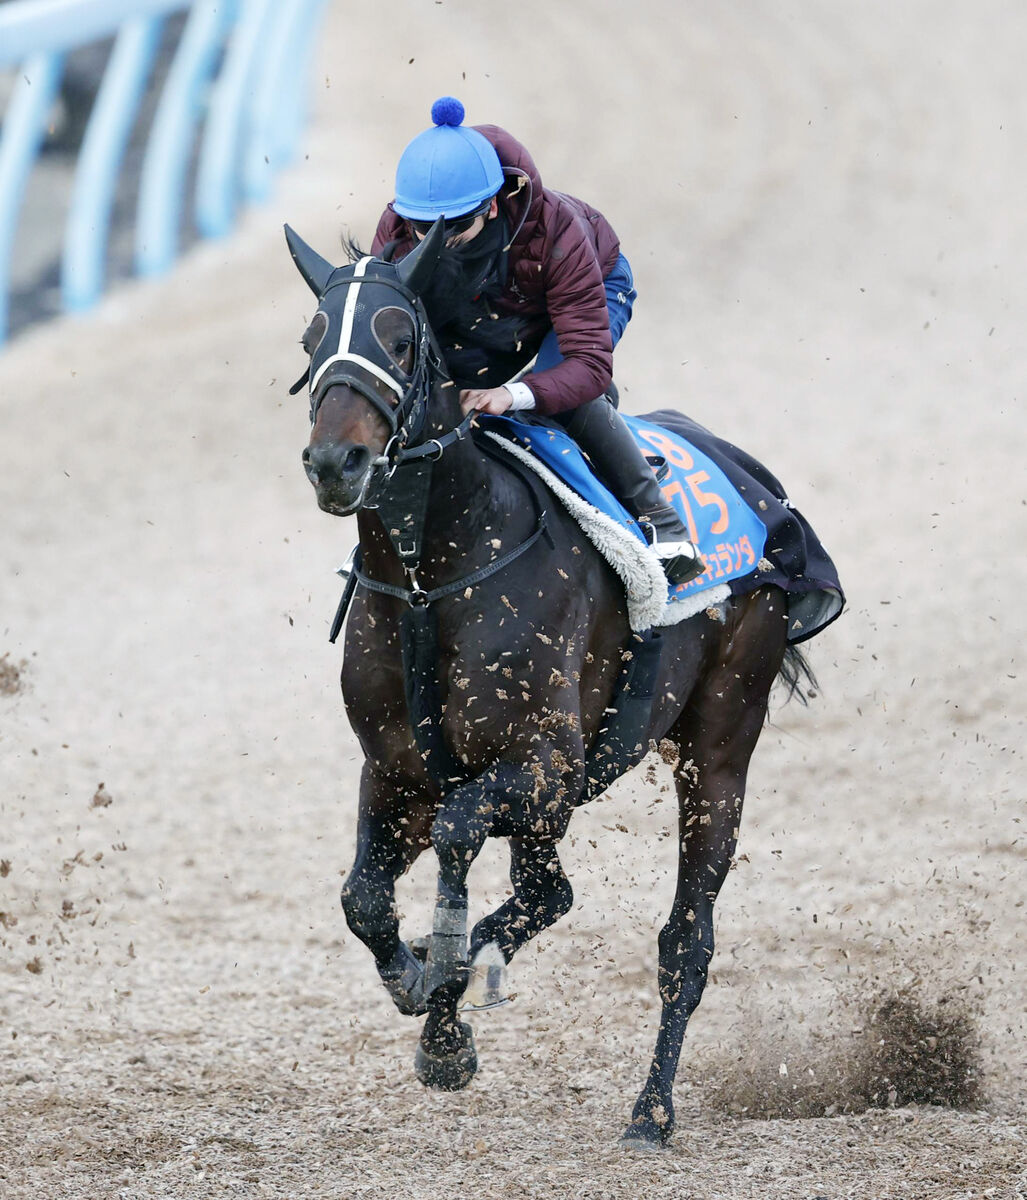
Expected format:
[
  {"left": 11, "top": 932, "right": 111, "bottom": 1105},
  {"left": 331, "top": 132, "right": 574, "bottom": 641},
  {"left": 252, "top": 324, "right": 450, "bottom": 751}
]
[{"left": 776, "top": 643, "right": 819, "bottom": 705}]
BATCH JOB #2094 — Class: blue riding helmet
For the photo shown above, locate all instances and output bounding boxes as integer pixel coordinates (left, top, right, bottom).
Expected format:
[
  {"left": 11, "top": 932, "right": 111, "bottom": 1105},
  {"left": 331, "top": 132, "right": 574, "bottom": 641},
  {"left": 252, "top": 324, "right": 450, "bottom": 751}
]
[{"left": 393, "top": 97, "right": 504, "bottom": 221}]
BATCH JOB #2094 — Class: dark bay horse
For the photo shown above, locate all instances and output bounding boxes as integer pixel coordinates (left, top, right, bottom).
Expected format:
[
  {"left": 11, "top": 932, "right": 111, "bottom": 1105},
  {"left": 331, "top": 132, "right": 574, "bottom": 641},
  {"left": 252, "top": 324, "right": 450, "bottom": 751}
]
[{"left": 286, "top": 219, "right": 810, "bottom": 1146}]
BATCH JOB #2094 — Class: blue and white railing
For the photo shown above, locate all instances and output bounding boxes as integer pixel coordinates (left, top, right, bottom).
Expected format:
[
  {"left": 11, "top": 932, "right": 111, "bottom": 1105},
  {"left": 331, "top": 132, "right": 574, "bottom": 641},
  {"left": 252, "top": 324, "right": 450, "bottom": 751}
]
[{"left": 0, "top": 0, "right": 325, "bottom": 346}]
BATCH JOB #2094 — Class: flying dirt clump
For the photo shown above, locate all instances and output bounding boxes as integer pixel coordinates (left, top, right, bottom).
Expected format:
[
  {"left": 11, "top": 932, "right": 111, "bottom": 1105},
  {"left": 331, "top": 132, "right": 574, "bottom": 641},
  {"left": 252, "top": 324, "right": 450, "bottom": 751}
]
[
  {"left": 850, "top": 989, "right": 984, "bottom": 1110},
  {"left": 706, "top": 983, "right": 985, "bottom": 1119},
  {"left": 89, "top": 783, "right": 113, "bottom": 808},
  {"left": 0, "top": 653, "right": 28, "bottom": 696}
]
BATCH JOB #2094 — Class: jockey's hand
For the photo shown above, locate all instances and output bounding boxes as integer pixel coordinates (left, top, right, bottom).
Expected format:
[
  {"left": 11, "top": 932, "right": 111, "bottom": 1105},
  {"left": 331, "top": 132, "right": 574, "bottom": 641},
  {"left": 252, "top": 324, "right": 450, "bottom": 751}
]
[{"left": 460, "top": 386, "right": 514, "bottom": 416}]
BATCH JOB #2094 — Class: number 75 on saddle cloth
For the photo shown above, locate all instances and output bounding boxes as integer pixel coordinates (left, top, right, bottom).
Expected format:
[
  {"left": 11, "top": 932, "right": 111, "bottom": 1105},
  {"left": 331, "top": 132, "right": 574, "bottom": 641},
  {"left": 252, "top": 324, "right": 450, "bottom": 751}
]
[
  {"left": 624, "top": 413, "right": 770, "bottom": 601},
  {"left": 485, "top": 412, "right": 769, "bottom": 602}
]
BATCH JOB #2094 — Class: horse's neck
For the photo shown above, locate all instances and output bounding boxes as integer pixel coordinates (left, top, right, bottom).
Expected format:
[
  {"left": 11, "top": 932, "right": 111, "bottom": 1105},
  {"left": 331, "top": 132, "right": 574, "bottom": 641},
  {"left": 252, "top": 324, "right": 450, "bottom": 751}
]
[
  {"left": 423, "top": 385, "right": 493, "bottom": 525},
  {"left": 357, "top": 389, "right": 512, "bottom": 582}
]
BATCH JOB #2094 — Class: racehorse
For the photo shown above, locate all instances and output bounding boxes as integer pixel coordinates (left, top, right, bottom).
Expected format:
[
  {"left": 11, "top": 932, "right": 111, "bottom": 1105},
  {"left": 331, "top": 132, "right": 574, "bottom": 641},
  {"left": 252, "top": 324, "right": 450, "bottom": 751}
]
[{"left": 286, "top": 219, "right": 824, "bottom": 1147}]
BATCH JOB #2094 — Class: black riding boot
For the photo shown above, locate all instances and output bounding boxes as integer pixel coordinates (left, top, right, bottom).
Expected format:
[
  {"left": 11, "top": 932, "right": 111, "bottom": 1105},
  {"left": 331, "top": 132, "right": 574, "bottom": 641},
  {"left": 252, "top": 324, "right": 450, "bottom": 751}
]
[{"left": 559, "top": 398, "right": 704, "bottom": 585}]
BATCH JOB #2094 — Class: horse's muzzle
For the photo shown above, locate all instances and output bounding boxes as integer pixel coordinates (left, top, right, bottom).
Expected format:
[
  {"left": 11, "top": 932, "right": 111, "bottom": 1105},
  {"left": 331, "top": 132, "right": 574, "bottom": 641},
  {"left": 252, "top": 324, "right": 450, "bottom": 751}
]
[{"left": 302, "top": 440, "right": 374, "bottom": 514}]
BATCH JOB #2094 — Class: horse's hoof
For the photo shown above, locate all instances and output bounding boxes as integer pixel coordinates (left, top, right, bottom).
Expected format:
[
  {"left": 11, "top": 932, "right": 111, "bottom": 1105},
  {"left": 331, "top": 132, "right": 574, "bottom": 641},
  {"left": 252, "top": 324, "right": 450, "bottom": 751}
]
[
  {"left": 461, "top": 941, "right": 514, "bottom": 1011},
  {"left": 620, "top": 1128, "right": 669, "bottom": 1152},
  {"left": 414, "top": 1023, "right": 478, "bottom": 1091},
  {"left": 620, "top": 1112, "right": 673, "bottom": 1150}
]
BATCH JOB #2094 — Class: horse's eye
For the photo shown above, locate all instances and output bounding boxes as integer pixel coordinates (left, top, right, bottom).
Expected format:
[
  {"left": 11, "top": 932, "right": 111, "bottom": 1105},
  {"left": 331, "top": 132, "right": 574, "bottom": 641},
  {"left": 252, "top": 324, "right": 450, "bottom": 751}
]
[
  {"left": 302, "top": 312, "right": 328, "bottom": 356},
  {"left": 394, "top": 339, "right": 412, "bottom": 356}
]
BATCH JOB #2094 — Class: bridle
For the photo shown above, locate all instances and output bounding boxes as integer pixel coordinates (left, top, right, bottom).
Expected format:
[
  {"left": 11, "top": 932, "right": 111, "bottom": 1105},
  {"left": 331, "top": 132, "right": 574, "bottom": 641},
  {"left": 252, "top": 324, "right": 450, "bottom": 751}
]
[
  {"left": 305, "top": 260, "right": 550, "bottom": 633},
  {"left": 301, "top": 259, "right": 474, "bottom": 502}
]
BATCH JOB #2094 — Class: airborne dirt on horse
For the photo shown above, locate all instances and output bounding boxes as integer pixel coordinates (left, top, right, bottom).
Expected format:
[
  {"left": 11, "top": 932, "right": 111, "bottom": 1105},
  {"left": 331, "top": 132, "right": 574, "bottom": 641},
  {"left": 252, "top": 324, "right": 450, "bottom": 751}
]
[{"left": 286, "top": 218, "right": 843, "bottom": 1146}]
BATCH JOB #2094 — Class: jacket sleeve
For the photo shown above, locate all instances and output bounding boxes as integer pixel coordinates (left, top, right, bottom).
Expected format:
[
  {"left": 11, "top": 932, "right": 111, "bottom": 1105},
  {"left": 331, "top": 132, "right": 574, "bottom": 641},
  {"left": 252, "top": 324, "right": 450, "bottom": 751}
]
[{"left": 521, "top": 216, "right": 613, "bottom": 415}]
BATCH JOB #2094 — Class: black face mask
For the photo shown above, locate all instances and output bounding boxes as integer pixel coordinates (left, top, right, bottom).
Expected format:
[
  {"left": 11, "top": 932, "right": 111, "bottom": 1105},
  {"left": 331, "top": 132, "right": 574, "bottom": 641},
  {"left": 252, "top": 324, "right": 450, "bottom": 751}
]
[
  {"left": 449, "top": 212, "right": 508, "bottom": 296},
  {"left": 418, "top": 213, "right": 526, "bottom": 390}
]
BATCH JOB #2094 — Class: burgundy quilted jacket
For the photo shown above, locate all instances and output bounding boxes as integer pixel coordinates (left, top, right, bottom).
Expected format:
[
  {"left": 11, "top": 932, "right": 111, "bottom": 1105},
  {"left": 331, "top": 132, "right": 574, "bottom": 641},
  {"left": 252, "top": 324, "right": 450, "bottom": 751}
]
[{"left": 371, "top": 124, "right": 621, "bottom": 414}]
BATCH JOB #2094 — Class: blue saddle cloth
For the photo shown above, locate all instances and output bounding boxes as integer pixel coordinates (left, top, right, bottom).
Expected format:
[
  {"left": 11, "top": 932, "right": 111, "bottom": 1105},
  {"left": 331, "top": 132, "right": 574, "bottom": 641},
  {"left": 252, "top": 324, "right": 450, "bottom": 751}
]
[{"left": 482, "top": 409, "right": 844, "bottom": 643}]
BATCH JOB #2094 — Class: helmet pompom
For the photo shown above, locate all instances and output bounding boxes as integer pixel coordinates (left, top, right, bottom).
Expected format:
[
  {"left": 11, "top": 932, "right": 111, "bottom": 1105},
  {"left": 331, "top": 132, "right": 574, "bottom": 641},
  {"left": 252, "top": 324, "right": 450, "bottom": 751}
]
[
  {"left": 393, "top": 98, "right": 502, "bottom": 220},
  {"left": 431, "top": 96, "right": 465, "bottom": 127}
]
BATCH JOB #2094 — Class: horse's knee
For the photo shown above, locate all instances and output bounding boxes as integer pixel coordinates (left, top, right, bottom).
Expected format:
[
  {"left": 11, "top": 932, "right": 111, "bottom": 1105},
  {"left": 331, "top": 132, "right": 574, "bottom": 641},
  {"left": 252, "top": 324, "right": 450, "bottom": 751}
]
[
  {"left": 525, "top": 866, "right": 573, "bottom": 928},
  {"left": 431, "top": 827, "right": 478, "bottom": 894},
  {"left": 340, "top": 871, "right": 395, "bottom": 950},
  {"left": 339, "top": 871, "right": 364, "bottom": 924},
  {"left": 469, "top": 852, "right": 573, "bottom": 962},
  {"left": 547, "top": 868, "right": 574, "bottom": 921}
]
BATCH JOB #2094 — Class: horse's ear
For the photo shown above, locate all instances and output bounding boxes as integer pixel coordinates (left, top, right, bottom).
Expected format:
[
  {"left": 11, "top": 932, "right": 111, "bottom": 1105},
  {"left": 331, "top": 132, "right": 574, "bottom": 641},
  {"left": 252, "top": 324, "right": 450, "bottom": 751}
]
[
  {"left": 284, "top": 224, "right": 335, "bottom": 296},
  {"left": 396, "top": 217, "right": 445, "bottom": 295}
]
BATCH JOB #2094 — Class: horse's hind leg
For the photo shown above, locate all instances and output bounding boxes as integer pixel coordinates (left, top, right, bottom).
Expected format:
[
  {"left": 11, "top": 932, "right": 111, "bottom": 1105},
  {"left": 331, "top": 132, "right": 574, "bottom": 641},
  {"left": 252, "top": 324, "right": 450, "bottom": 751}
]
[{"left": 623, "top": 590, "right": 787, "bottom": 1148}]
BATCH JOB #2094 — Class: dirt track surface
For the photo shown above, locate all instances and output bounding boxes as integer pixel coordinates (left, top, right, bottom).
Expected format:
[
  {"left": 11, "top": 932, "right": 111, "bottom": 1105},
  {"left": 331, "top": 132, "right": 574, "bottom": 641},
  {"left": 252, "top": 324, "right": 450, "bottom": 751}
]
[{"left": 1, "top": 2, "right": 1025, "bottom": 1196}]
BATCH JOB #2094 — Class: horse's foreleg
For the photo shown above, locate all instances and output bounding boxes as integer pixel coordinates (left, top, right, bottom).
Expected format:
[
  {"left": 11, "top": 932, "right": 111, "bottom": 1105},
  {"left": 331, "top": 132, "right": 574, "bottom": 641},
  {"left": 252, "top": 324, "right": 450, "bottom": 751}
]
[
  {"left": 339, "top": 763, "right": 432, "bottom": 1015},
  {"left": 469, "top": 837, "right": 573, "bottom": 964},
  {"left": 460, "top": 838, "right": 572, "bottom": 1010},
  {"left": 421, "top": 775, "right": 494, "bottom": 999},
  {"left": 624, "top": 594, "right": 786, "bottom": 1147},
  {"left": 417, "top": 761, "right": 559, "bottom": 1090},
  {"left": 412, "top": 772, "right": 495, "bottom": 1089}
]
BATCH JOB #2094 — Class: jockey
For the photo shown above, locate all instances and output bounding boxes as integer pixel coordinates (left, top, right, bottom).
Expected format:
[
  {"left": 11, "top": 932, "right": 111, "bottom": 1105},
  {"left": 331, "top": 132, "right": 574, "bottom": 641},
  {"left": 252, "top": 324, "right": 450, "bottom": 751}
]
[{"left": 371, "top": 97, "right": 702, "bottom": 585}]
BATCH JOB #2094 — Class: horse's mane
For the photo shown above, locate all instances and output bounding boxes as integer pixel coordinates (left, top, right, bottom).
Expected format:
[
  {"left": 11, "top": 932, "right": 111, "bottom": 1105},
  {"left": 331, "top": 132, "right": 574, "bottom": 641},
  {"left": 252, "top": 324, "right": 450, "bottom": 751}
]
[{"left": 341, "top": 235, "right": 370, "bottom": 263}]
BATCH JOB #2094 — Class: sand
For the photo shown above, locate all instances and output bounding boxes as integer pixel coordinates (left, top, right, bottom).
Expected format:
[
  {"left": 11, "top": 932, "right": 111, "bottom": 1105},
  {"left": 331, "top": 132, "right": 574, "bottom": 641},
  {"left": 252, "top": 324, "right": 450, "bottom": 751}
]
[{"left": 1, "top": 1, "right": 1024, "bottom": 1196}]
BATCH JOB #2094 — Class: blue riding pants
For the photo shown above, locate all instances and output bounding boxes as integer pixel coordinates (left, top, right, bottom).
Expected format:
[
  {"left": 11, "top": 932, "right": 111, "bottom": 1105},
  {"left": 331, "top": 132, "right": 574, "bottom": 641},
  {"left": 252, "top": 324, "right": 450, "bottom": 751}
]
[{"left": 531, "top": 253, "right": 637, "bottom": 375}]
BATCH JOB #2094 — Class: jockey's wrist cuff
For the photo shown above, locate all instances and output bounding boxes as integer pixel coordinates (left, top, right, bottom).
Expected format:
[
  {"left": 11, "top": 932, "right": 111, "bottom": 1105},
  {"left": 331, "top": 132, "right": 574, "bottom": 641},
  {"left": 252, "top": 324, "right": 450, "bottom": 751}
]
[{"left": 503, "top": 382, "right": 536, "bottom": 410}]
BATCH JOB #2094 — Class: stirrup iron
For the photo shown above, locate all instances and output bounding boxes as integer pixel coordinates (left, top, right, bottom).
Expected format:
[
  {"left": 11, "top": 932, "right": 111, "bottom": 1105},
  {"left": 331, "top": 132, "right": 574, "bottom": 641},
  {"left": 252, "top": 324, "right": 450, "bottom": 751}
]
[{"left": 638, "top": 523, "right": 704, "bottom": 586}]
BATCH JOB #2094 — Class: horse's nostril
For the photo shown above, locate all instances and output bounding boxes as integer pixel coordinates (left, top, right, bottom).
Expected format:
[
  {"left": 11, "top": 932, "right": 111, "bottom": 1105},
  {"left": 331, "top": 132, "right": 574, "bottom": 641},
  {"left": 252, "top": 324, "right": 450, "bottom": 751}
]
[
  {"left": 344, "top": 447, "right": 368, "bottom": 474},
  {"left": 303, "top": 441, "right": 370, "bottom": 489}
]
